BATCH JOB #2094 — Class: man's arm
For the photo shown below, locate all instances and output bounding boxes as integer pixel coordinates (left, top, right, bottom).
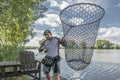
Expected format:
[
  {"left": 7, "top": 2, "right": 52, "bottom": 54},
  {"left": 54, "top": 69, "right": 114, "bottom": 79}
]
[
  {"left": 54, "top": 37, "right": 67, "bottom": 47},
  {"left": 38, "top": 42, "right": 46, "bottom": 53},
  {"left": 60, "top": 37, "right": 67, "bottom": 47}
]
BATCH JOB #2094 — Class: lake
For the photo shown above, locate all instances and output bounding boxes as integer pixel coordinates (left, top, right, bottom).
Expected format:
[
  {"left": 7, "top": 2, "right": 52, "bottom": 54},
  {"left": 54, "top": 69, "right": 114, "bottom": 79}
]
[
  {"left": 6, "top": 49, "right": 120, "bottom": 80},
  {"left": 31, "top": 49, "right": 120, "bottom": 80}
]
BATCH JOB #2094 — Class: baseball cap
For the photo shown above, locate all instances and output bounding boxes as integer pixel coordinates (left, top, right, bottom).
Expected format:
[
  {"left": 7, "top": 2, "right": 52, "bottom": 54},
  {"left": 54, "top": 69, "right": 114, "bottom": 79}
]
[{"left": 43, "top": 30, "right": 51, "bottom": 35}]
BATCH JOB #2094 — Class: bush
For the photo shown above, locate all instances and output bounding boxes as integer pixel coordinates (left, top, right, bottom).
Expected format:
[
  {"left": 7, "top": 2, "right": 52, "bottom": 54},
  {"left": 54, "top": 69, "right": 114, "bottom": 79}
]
[{"left": 0, "top": 45, "right": 24, "bottom": 61}]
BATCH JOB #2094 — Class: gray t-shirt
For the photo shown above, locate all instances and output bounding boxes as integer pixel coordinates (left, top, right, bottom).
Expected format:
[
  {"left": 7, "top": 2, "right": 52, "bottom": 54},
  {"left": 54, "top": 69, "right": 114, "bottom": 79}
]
[{"left": 43, "top": 37, "right": 60, "bottom": 57}]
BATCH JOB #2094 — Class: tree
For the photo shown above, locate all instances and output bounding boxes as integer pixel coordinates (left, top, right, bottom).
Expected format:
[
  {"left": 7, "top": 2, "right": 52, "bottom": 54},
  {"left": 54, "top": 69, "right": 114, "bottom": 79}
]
[
  {"left": 0, "top": 0, "right": 46, "bottom": 46},
  {"left": 0, "top": 0, "right": 46, "bottom": 61},
  {"left": 80, "top": 40, "right": 86, "bottom": 49},
  {"left": 95, "top": 40, "right": 114, "bottom": 49},
  {"left": 39, "top": 38, "right": 46, "bottom": 45},
  {"left": 115, "top": 44, "right": 120, "bottom": 49},
  {"left": 67, "top": 40, "right": 78, "bottom": 49}
]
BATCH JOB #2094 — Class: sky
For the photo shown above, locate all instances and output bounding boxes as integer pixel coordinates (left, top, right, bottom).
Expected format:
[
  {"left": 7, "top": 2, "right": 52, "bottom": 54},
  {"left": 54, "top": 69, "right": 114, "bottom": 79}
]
[{"left": 26, "top": 0, "right": 120, "bottom": 46}]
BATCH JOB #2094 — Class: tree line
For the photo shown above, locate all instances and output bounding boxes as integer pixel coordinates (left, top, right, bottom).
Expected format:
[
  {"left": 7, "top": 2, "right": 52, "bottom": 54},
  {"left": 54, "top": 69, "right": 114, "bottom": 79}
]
[{"left": 95, "top": 40, "right": 120, "bottom": 49}]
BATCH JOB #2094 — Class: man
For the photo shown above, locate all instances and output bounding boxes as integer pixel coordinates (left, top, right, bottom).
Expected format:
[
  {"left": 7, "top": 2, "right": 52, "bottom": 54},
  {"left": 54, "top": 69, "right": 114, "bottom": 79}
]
[{"left": 39, "top": 30, "right": 66, "bottom": 80}]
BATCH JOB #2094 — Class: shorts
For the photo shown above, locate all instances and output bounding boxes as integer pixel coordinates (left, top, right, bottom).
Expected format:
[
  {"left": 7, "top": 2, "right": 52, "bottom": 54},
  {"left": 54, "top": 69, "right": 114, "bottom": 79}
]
[{"left": 43, "top": 61, "right": 60, "bottom": 76}]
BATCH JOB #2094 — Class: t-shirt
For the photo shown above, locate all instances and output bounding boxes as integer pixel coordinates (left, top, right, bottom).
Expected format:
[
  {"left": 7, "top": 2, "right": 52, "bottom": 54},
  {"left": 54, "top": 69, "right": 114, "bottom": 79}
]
[{"left": 42, "top": 37, "right": 66, "bottom": 57}]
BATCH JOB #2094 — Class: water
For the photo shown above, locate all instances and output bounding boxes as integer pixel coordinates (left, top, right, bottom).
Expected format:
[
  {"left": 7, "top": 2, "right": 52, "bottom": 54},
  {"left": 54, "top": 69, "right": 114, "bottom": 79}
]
[
  {"left": 93, "top": 49, "right": 120, "bottom": 63},
  {"left": 9, "top": 49, "right": 120, "bottom": 80},
  {"left": 34, "top": 49, "right": 120, "bottom": 63}
]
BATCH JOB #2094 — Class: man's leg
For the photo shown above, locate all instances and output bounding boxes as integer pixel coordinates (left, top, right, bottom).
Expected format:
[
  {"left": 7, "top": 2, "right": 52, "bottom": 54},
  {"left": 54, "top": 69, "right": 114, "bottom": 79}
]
[
  {"left": 43, "top": 65, "right": 51, "bottom": 80},
  {"left": 46, "top": 73, "right": 51, "bottom": 80},
  {"left": 54, "top": 75, "right": 60, "bottom": 80},
  {"left": 52, "top": 61, "right": 61, "bottom": 80}
]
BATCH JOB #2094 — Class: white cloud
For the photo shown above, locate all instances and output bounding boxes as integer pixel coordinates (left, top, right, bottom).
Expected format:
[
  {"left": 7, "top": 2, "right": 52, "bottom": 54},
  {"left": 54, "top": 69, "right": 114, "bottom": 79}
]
[
  {"left": 59, "top": 1, "right": 69, "bottom": 9},
  {"left": 114, "top": 3, "right": 120, "bottom": 7},
  {"left": 36, "top": 14, "right": 60, "bottom": 28},
  {"left": 70, "top": 18, "right": 84, "bottom": 25},
  {"left": 97, "top": 27, "right": 120, "bottom": 44},
  {"left": 39, "top": 0, "right": 107, "bottom": 25},
  {"left": 25, "top": 37, "right": 41, "bottom": 47},
  {"left": 98, "top": 27, "right": 120, "bottom": 38},
  {"left": 35, "top": 0, "right": 108, "bottom": 29}
]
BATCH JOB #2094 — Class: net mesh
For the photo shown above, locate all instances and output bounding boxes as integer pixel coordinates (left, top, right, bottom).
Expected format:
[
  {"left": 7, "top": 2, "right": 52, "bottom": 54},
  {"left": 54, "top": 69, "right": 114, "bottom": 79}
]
[{"left": 60, "top": 3, "right": 105, "bottom": 70}]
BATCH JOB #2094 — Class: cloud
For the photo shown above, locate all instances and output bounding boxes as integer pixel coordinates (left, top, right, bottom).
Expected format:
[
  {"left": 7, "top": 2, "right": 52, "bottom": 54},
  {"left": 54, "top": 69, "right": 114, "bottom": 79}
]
[
  {"left": 114, "top": 3, "right": 120, "bottom": 7},
  {"left": 97, "top": 27, "right": 120, "bottom": 44},
  {"left": 70, "top": 18, "right": 84, "bottom": 25},
  {"left": 25, "top": 37, "right": 41, "bottom": 46},
  {"left": 34, "top": 0, "right": 108, "bottom": 30},
  {"left": 36, "top": 14, "right": 60, "bottom": 27},
  {"left": 26, "top": 0, "right": 112, "bottom": 46}
]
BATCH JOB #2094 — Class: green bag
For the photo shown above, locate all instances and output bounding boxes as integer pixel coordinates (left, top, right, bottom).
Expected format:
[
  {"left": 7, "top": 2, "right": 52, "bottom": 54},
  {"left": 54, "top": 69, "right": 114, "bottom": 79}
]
[{"left": 41, "top": 56, "right": 54, "bottom": 66}]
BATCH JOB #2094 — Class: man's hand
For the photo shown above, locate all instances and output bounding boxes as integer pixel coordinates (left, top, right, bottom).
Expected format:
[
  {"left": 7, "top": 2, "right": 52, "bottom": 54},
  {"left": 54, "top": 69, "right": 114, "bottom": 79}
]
[
  {"left": 44, "top": 49, "right": 47, "bottom": 53},
  {"left": 61, "top": 37, "right": 65, "bottom": 42},
  {"left": 39, "top": 45, "right": 46, "bottom": 52},
  {"left": 36, "top": 53, "right": 39, "bottom": 56},
  {"left": 41, "top": 45, "right": 46, "bottom": 49},
  {"left": 60, "top": 37, "right": 67, "bottom": 47}
]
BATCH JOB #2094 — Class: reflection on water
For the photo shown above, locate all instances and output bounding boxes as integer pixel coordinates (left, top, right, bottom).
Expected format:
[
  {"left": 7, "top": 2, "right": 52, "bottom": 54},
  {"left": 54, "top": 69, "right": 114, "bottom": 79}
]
[
  {"left": 92, "top": 49, "right": 120, "bottom": 63},
  {"left": 4, "top": 75, "right": 31, "bottom": 80},
  {"left": 59, "top": 49, "right": 120, "bottom": 64}
]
